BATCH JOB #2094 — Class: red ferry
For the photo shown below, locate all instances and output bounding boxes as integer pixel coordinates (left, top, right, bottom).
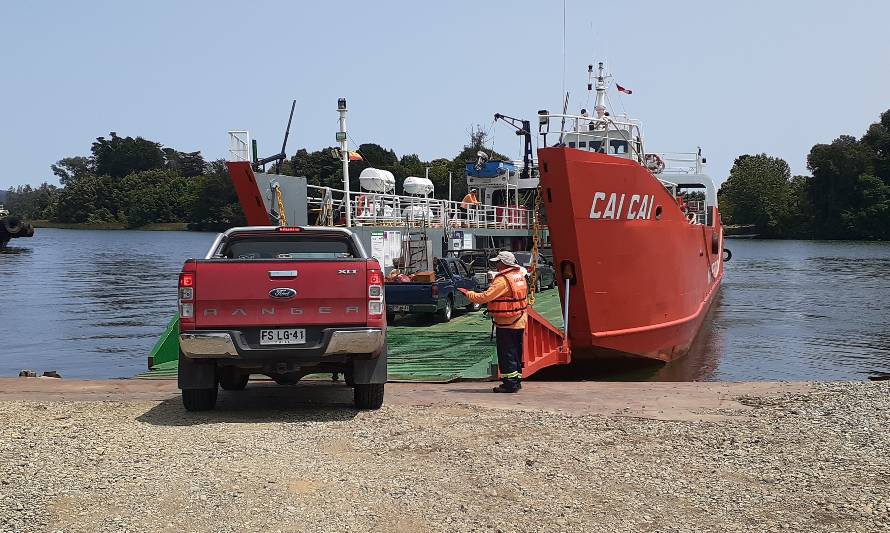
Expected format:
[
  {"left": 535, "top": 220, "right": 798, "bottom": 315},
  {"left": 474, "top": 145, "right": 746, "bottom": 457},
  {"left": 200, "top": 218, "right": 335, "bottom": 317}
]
[{"left": 535, "top": 63, "right": 726, "bottom": 362}]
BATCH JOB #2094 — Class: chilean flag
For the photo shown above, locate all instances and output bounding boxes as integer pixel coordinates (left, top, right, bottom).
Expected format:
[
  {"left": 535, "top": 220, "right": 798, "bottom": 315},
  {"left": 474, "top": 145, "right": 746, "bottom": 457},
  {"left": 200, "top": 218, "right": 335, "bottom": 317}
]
[{"left": 616, "top": 84, "right": 633, "bottom": 95}]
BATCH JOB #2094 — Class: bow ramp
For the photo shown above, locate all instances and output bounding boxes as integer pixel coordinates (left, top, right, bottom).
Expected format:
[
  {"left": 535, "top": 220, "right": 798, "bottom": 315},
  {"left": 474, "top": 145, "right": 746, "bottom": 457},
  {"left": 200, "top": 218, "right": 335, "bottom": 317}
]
[{"left": 522, "top": 308, "right": 571, "bottom": 378}]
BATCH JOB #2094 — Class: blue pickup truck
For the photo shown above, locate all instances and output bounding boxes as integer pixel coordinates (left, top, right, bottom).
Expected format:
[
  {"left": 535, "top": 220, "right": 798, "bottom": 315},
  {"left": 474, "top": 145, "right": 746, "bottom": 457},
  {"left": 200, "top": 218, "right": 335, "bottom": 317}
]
[{"left": 385, "top": 257, "right": 480, "bottom": 322}]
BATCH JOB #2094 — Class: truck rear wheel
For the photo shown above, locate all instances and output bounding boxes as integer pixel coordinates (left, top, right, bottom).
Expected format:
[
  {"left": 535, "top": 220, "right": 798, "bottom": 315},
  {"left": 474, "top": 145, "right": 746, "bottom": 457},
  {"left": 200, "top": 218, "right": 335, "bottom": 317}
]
[
  {"left": 438, "top": 297, "right": 453, "bottom": 322},
  {"left": 182, "top": 387, "right": 218, "bottom": 411},
  {"left": 353, "top": 383, "right": 384, "bottom": 410}
]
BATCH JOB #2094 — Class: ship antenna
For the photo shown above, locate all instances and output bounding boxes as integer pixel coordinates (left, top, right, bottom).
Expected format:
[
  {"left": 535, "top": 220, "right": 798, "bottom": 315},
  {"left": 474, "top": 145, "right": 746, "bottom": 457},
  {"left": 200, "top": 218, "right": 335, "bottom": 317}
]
[
  {"left": 561, "top": 0, "right": 567, "bottom": 101},
  {"left": 594, "top": 61, "right": 608, "bottom": 120}
]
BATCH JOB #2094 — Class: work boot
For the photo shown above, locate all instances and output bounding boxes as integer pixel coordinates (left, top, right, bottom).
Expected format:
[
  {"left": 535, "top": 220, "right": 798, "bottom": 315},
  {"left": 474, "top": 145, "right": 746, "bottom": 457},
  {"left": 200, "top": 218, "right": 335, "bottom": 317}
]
[{"left": 492, "top": 381, "right": 520, "bottom": 393}]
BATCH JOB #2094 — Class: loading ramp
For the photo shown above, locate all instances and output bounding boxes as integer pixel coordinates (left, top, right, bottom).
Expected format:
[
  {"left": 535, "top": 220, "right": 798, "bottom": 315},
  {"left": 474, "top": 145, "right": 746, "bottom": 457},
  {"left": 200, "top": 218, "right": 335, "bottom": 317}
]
[{"left": 141, "top": 285, "right": 569, "bottom": 383}]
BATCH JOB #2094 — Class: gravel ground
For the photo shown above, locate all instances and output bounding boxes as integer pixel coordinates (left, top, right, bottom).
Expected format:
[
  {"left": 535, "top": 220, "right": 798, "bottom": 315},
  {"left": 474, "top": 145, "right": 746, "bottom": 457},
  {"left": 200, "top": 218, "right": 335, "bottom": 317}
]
[{"left": 0, "top": 381, "right": 887, "bottom": 533}]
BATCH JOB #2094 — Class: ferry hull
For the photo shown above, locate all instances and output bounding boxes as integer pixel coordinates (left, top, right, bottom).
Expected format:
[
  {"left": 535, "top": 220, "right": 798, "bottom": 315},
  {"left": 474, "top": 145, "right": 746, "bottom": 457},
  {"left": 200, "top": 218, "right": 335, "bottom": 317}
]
[{"left": 538, "top": 148, "right": 724, "bottom": 362}]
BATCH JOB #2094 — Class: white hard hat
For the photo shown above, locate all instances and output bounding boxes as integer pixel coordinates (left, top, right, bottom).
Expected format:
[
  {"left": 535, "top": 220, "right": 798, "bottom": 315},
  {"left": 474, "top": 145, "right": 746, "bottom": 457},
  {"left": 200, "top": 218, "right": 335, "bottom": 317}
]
[{"left": 489, "top": 251, "right": 517, "bottom": 267}]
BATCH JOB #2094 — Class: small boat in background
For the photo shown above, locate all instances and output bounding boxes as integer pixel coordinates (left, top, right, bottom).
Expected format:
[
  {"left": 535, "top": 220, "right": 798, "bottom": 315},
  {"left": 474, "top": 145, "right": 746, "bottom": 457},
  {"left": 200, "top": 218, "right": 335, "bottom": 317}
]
[{"left": 0, "top": 205, "right": 35, "bottom": 249}]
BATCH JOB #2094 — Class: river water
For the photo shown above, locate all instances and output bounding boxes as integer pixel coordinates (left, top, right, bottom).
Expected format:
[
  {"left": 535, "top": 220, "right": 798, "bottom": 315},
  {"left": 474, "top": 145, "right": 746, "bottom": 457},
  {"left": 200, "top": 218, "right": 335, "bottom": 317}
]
[{"left": 1, "top": 229, "right": 889, "bottom": 380}]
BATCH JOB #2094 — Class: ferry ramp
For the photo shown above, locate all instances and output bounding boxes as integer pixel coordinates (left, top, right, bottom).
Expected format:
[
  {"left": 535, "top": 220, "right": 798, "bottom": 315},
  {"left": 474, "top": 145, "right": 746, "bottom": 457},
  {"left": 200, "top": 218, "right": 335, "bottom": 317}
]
[{"left": 141, "top": 289, "right": 567, "bottom": 383}]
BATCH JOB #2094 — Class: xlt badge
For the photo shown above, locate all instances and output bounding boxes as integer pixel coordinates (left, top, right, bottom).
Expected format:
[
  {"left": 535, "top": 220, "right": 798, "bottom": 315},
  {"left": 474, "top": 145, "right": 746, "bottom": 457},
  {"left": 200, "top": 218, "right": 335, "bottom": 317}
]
[{"left": 338, "top": 269, "right": 358, "bottom": 275}]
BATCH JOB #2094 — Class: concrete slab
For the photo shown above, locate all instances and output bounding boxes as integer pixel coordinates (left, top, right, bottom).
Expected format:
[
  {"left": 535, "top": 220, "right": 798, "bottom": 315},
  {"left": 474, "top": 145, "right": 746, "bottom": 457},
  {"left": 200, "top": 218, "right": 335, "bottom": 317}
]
[{"left": 0, "top": 378, "right": 810, "bottom": 421}]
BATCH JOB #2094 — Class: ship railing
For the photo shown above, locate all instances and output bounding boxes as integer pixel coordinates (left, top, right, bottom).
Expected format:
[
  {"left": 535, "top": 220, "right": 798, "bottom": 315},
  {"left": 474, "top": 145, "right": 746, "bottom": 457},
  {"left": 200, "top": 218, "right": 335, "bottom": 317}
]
[
  {"left": 306, "top": 185, "right": 535, "bottom": 230},
  {"left": 652, "top": 151, "right": 705, "bottom": 174},
  {"left": 658, "top": 178, "right": 678, "bottom": 197},
  {"left": 537, "top": 113, "right": 645, "bottom": 164},
  {"left": 685, "top": 199, "right": 707, "bottom": 225},
  {"left": 227, "top": 131, "right": 251, "bottom": 162}
]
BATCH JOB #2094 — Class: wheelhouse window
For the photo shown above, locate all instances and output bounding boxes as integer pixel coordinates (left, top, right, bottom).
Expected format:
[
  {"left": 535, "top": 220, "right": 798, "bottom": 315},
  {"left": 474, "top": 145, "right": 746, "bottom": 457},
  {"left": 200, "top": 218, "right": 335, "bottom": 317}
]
[{"left": 610, "top": 140, "right": 628, "bottom": 154}]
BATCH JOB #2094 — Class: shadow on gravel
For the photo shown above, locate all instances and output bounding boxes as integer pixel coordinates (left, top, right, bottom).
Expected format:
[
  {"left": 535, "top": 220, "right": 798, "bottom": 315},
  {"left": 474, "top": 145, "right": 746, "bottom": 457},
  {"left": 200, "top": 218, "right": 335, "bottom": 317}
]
[{"left": 136, "top": 381, "right": 359, "bottom": 426}]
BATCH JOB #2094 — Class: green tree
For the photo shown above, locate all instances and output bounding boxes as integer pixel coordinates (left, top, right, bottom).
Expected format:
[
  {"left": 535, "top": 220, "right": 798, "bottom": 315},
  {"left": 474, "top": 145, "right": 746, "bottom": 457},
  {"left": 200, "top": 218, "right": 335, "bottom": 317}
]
[
  {"left": 188, "top": 159, "right": 246, "bottom": 230},
  {"left": 838, "top": 174, "right": 890, "bottom": 239},
  {"left": 51, "top": 156, "right": 94, "bottom": 186},
  {"left": 163, "top": 148, "right": 207, "bottom": 178},
  {"left": 5, "top": 183, "right": 59, "bottom": 220},
  {"left": 806, "top": 135, "right": 875, "bottom": 238},
  {"left": 53, "top": 174, "right": 122, "bottom": 223},
  {"left": 861, "top": 109, "right": 890, "bottom": 185},
  {"left": 785, "top": 175, "right": 814, "bottom": 238},
  {"left": 120, "top": 169, "right": 199, "bottom": 227},
  {"left": 91, "top": 132, "right": 166, "bottom": 179},
  {"left": 287, "top": 147, "right": 342, "bottom": 188},
  {"left": 717, "top": 154, "right": 795, "bottom": 237}
]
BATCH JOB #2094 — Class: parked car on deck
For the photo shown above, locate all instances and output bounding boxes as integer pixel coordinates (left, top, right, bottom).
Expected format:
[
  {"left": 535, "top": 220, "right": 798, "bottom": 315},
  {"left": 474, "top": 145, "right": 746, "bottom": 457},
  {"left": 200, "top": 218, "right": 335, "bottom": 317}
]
[
  {"left": 514, "top": 251, "right": 556, "bottom": 291},
  {"left": 176, "top": 226, "right": 387, "bottom": 411},
  {"left": 385, "top": 257, "right": 480, "bottom": 322},
  {"left": 456, "top": 249, "right": 499, "bottom": 290}
]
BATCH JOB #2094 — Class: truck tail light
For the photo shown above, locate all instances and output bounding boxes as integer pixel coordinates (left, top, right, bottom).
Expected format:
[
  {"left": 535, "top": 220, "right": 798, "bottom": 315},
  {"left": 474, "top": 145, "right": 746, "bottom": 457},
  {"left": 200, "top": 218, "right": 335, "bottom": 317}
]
[
  {"left": 178, "top": 271, "right": 195, "bottom": 320},
  {"left": 367, "top": 264, "right": 384, "bottom": 318},
  {"left": 431, "top": 284, "right": 439, "bottom": 300}
]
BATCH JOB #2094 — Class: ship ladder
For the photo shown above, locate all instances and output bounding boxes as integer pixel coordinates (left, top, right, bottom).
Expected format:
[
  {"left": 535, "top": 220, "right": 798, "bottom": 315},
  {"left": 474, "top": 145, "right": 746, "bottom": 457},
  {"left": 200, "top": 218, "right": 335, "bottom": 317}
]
[{"left": 402, "top": 230, "right": 432, "bottom": 274}]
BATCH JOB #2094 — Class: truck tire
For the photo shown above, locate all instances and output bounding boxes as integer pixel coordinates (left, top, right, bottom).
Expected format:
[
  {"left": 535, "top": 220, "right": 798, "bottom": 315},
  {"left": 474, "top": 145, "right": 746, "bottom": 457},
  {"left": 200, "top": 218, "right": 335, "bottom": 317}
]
[
  {"left": 437, "top": 296, "right": 453, "bottom": 322},
  {"left": 218, "top": 370, "right": 249, "bottom": 391},
  {"left": 182, "top": 387, "right": 218, "bottom": 411},
  {"left": 354, "top": 383, "right": 384, "bottom": 410},
  {"left": 466, "top": 302, "right": 481, "bottom": 312}
]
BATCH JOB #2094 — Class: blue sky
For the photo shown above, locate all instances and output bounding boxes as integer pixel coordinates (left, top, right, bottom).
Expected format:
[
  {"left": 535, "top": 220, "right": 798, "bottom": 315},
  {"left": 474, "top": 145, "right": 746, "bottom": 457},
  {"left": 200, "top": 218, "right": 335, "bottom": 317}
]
[{"left": 1, "top": 0, "right": 888, "bottom": 189}]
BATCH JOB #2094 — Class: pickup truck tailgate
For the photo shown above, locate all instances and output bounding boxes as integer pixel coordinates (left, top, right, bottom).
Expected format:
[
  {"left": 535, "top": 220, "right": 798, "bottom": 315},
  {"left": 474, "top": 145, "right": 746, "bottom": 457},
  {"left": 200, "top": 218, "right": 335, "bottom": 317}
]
[
  {"left": 193, "top": 260, "right": 368, "bottom": 328},
  {"left": 384, "top": 283, "right": 436, "bottom": 305}
]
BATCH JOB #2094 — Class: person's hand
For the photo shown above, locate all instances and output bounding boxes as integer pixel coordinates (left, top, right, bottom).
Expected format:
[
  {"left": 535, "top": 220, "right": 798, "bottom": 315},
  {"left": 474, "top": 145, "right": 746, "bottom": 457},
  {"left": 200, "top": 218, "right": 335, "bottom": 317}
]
[{"left": 458, "top": 288, "right": 469, "bottom": 295}]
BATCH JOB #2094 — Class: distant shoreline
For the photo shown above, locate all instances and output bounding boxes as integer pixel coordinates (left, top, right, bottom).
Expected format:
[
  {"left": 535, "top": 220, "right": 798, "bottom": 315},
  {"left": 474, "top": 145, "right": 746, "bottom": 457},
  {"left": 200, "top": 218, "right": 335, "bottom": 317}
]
[{"left": 29, "top": 220, "right": 190, "bottom": 231}]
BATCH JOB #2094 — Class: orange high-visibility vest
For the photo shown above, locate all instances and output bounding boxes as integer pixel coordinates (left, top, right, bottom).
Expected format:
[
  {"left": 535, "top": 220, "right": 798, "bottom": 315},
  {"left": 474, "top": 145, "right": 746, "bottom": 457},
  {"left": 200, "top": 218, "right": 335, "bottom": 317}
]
[{"left": 487, "top": 267, "right": 528, "bottom": 326}]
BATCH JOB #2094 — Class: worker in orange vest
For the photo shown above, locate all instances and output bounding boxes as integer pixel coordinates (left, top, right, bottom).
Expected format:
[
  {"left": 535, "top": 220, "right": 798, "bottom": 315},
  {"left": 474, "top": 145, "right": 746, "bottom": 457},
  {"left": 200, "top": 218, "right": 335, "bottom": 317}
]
[
  {"left": 458, "top": 251, "right": 528, "bottom": 393},
  {"left": 459, "top": 188, "right": 480, "bottom": 221}
]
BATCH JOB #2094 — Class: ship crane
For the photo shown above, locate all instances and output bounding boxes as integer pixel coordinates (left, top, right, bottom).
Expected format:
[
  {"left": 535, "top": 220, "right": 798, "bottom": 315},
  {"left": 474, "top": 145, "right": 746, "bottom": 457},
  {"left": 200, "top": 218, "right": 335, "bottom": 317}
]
[{"left": 492, "top": 113, "right": 533, "bottom": 181}]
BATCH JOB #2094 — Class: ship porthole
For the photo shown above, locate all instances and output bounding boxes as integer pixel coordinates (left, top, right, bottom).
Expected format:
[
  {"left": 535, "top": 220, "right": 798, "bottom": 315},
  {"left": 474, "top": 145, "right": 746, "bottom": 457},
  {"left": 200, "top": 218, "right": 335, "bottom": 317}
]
[{"left": 655, "top": 206, "right": 663, "bottom": 219}]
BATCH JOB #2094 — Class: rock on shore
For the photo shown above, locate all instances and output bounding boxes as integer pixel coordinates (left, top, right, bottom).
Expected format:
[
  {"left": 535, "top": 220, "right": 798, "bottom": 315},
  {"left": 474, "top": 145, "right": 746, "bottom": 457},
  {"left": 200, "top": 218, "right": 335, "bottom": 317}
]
[{"left": 0, "top": 381, "right": 887, "bottom": 532}]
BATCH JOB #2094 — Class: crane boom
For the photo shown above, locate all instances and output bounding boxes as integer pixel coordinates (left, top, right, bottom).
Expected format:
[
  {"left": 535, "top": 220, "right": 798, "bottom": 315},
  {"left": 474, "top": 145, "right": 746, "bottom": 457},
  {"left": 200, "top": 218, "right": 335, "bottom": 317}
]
[{"left": 493, "top": 113, "right": 532, "bottom": 180}]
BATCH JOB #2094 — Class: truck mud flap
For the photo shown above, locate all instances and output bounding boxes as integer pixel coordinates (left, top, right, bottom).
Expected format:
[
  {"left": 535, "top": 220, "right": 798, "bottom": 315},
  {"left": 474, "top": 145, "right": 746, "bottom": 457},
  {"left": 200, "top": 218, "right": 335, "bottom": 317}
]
[
  {"left": 178, "top": 354, "right": 217, "bottom": 389},
  {"left": 352, "top": 346, "right": 388, "bottom": 385}
]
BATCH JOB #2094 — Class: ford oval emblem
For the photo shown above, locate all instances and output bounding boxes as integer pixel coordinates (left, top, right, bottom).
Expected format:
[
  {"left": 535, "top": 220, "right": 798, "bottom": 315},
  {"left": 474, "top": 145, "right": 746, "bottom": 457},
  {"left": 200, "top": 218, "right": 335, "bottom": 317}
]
[{"left": 269, "top": 288, "right": 297, "bottom": 299}]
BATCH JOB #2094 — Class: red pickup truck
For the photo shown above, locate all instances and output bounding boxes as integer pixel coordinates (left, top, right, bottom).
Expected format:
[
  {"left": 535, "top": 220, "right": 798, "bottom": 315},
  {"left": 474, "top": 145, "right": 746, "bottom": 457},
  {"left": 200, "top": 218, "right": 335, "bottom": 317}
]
[{"left": 177, "top": 226, "right": 387, "bottom": 411}]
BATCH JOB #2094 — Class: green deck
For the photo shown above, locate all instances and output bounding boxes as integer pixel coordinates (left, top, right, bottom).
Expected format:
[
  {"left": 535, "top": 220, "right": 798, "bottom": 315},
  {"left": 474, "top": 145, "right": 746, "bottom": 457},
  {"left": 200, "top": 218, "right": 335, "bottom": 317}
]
[{"left": 138, "top": 289, "right": 564, "bottom": 383}]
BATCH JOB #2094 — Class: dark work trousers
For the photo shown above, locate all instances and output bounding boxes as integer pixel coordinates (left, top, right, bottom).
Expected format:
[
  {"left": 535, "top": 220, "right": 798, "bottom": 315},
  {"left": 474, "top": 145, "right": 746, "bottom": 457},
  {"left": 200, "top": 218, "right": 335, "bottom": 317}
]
[{"left": 495, "top": 327, "right": 524, "bottom": 386}]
